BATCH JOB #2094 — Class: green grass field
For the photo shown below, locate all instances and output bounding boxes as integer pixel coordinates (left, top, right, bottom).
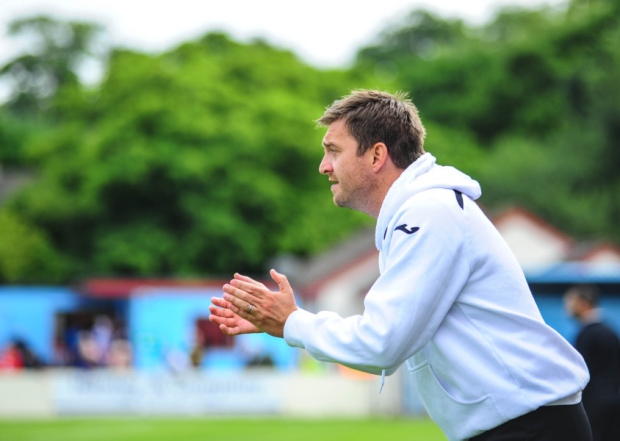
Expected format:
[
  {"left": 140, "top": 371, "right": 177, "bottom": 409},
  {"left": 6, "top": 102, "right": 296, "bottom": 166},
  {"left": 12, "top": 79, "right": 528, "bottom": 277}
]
[{"left": 0, "top": 418, "right": 446, "bottom": 441}]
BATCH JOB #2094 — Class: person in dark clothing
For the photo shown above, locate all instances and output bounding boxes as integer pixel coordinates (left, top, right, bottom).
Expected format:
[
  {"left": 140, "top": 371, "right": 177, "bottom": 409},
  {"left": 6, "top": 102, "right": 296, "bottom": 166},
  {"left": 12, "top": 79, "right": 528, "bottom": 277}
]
[
  {"left": 565, "top": 284, "right": 620, "bottom": 441},
  {"left": 14, "top": 339, "right": 44, "bottom": 369}
]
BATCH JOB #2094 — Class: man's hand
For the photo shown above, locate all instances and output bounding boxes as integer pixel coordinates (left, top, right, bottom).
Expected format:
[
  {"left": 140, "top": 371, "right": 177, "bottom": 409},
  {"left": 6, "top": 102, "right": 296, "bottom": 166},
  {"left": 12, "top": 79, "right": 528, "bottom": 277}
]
[
  {"left": 220, "top": 269, "right": 298, "bottom": 338},
  {"left": 209, "top": 297, "right": 262, "bottom": 336}
]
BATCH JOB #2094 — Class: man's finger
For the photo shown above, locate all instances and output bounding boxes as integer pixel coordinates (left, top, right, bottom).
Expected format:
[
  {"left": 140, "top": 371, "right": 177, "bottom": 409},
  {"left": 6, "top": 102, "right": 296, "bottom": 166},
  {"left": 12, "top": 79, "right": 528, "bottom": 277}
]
[
  {"left": 210, "top": 297, "right": 230, "bottom": 309},
  {"left": 209, "top": 303, "right": 233, "bottom": 318},
  {"left": 229, "top": 279, "right": 266, "bottom": 298},
  {"left": 208, "top": 313, "right": 225, "bottom": 326},
  {"left": 219, "top": 324, "right": 238, "bottom": 336},
  {"left": 211, "top": 296, "right": 239, "bottom": 312},
  {"left": 211, "top": 296, "right": 227, "bottom": 305},
  {"left": 221, "top": 286, "right": 252, "bottom": 317},
  {"left": 224, "top": 283, "right": 264, "bottom": 316},
  {"left": 209, "top": 305, "right": 237, "bottom": 325},
  {"left": 234, "top": 273, "right": 267, "bottom": 289},
  {"left": 270, "top": 269, "right": 292, "bottom": 292},
  {"left": 213, "top": 316, "right": 238, "bottom": 328},
  {"left": 223, "top": 283, "right": 250, "bottom": 302},
  {"left": 223, "top": 297, "right": 243, "bottom": 315}
]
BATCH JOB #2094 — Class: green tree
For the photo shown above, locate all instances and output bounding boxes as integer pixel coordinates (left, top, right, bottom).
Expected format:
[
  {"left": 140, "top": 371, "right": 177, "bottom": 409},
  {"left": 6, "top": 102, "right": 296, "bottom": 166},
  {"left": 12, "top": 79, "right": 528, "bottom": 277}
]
[
  {"left": 0, "top": 15, "right": 106, "bottom": 116},
  {"left": 0, "top": 209, "right": 66, "bottom": 283},
  {"left": 353, "top": 1, "right": 620, "bottom": 244},
  {"left": 3, "top": 32, "right": 380, "bottom": 282},
  {"left": 477, "top": 0, "right": 620, "bottom": 242},
  {"left": 0, "top": 110, "right": 43, "bottom": 165}
]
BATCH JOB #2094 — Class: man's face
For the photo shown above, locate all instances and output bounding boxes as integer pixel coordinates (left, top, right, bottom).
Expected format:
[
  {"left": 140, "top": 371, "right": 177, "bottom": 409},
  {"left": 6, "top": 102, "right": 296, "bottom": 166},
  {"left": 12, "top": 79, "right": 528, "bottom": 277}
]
[
  {"left": 319, "top": 119, "right": 375, "bottom": 213},
  {"left": 564, "top": 292, "right": 586, "bottom": 319},
  {"left": 564, "top": 293, "right": 579, "bottom": 319}
]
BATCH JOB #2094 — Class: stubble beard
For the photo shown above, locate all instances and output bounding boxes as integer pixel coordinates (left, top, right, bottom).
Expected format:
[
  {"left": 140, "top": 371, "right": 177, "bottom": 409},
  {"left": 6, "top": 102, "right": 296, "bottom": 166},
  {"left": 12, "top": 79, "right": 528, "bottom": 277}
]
[{"left": 333, "top": 182, "right": 375, "bottom": 216}]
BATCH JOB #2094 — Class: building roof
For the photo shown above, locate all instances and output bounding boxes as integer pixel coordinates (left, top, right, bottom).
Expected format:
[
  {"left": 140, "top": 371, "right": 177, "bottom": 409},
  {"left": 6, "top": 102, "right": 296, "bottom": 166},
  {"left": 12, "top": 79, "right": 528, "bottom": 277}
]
[
  {"left": 281, "top": 227, "right": 377, "bottom": 299},
  {"left": 77, "top": 278, "right": 229, "bottom": 298},
  {"left": 525, "top": 262, "right": 620, "bottom": 284}
]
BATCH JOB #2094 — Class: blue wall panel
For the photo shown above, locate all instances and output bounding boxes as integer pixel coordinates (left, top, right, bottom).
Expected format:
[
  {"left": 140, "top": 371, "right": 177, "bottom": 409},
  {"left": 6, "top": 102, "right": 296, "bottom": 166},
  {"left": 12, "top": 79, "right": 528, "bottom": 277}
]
[
  {"left": 128, "top": 288, "right": 298, "bottom": 372},
  {"left": 0, "top": 287, "right": 79, "bottom": 363}
]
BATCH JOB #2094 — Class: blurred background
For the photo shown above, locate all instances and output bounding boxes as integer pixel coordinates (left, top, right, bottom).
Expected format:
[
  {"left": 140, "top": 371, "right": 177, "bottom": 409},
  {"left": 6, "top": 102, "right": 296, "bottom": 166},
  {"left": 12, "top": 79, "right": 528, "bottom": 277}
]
[{"left": 0, "top": 0, "right": 619, "bottom": 435}]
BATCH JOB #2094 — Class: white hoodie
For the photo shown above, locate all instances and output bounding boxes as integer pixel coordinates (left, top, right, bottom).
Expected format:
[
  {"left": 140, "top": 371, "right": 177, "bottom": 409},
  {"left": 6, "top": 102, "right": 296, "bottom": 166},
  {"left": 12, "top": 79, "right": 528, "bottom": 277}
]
[{"left": 284, "top": 153, "right": 589, "bottom": 440}]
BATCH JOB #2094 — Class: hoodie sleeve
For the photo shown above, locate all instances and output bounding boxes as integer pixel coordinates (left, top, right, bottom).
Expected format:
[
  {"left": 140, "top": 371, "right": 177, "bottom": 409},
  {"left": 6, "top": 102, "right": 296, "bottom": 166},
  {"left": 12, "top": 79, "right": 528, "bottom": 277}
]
[{"left": 284, "top": 193, "right": 472, "bottom": 375}]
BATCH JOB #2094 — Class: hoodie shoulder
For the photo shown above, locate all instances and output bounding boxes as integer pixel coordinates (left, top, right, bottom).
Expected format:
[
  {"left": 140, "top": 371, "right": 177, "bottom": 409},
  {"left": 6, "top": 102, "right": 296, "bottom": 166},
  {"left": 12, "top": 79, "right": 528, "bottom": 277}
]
[
  {"left": 386, "top": 188, "right": 469, "bottom": 242},
  {"left": 375, "top": 154, "right": 481, "bottom": 250}
]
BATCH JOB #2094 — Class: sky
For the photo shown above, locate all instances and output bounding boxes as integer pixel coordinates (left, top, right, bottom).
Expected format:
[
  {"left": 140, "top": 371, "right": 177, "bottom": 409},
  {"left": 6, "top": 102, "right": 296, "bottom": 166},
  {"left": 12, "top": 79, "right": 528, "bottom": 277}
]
[{"left": 0, "top": 0, "right": 567, "bottom": 70}]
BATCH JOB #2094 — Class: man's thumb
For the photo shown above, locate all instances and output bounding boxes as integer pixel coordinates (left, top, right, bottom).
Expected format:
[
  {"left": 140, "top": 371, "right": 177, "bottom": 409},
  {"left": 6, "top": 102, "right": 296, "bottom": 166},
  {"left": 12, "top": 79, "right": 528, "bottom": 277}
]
[{"left": 270, "top": 269, "right": 290, "bottom": 291}]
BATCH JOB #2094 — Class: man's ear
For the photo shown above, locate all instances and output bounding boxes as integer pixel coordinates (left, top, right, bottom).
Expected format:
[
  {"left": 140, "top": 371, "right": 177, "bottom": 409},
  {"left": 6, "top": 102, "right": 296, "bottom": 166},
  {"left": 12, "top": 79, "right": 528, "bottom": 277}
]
[{"left": 371, "top": 142, "right": 389, "bottom": 172}]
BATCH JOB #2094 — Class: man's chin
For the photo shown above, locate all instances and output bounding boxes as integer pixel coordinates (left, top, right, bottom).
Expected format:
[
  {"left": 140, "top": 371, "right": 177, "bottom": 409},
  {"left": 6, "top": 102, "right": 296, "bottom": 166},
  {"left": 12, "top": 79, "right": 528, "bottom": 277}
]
[
  {"left": 333, "top": 195, "right": 349, "bottom": 209},
  {"left": 332, "top": 191, "right": 356, "bottom": 209}
]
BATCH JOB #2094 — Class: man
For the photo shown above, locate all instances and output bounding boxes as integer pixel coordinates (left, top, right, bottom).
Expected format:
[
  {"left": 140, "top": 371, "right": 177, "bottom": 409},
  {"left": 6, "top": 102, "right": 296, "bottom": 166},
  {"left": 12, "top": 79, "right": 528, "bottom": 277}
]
[
  {"left": 565, "top": 285, "right": 620, "bottom": 441},
  {"left": 210, "top": 90, "right": 591, "bottom": 440}
]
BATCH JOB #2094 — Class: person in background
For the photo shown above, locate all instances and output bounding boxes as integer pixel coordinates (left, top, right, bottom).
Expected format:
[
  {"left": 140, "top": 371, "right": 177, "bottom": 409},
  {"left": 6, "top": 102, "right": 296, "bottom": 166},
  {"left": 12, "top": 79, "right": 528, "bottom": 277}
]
[
  {"left": 565, "top": 284, "right": 620, "bottom": 441},
  {"left": 0, "top": 340, "right": 23, "bottom": 370},
  {"left": 14, "top": 339, "right": 43, "bottom": 369},
  {"left": 0, "top": 338, "right": 43, "bottom": 370}
]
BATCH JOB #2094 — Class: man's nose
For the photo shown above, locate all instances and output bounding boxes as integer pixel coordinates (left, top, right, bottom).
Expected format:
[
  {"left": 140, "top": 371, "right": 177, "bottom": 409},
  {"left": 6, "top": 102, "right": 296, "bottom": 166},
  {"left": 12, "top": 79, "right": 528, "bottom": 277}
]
[{"left": 319, "top": 155, "right": 331, "bottom": 175}]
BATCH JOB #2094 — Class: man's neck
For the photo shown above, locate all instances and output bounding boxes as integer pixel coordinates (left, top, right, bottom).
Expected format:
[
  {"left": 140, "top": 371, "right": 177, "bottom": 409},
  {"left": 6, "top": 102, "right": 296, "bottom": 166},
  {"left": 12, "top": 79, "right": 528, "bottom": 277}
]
[
  {"left": 368, "top": 167, "right": 406, "bottom": 219},
  {"left": 580, "top": 308, "right": 601, "bottom": 325}
]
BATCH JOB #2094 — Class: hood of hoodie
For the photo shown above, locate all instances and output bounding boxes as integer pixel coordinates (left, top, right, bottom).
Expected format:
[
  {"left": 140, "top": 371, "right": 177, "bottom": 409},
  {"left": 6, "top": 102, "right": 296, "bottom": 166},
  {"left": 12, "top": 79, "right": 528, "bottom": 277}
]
[{"left": 375, "top": 153, "right": 482, "bottom": 250}]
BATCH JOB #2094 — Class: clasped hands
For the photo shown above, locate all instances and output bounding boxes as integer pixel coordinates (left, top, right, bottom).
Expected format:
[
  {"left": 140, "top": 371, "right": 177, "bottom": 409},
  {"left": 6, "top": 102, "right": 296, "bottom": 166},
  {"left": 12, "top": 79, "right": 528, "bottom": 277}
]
[{"left": 209, "top": 269, "right": 298, "bottom": 338}]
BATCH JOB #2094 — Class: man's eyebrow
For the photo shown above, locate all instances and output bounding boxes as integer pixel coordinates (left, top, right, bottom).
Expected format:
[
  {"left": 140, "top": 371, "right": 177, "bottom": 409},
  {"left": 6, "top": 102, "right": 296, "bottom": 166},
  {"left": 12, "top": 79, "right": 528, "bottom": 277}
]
[{"left": 322, "top": 140, "right": 338, "bottom": 149}]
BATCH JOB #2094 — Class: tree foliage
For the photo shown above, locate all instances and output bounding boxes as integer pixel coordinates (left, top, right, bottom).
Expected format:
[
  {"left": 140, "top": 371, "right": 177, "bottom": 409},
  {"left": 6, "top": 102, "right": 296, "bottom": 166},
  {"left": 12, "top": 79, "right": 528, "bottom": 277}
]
[
  {"left": 1, "top": 29, "right": 377, "bottom": 282},
  {"left": 1, "top": 1, "right": 620, "bottom": 283},
  {"left": 0, "top": 15, "right": 106, "bottom": 116},
  {"left": 355, "top": 0, "right": 620, "bottom": 243}
]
